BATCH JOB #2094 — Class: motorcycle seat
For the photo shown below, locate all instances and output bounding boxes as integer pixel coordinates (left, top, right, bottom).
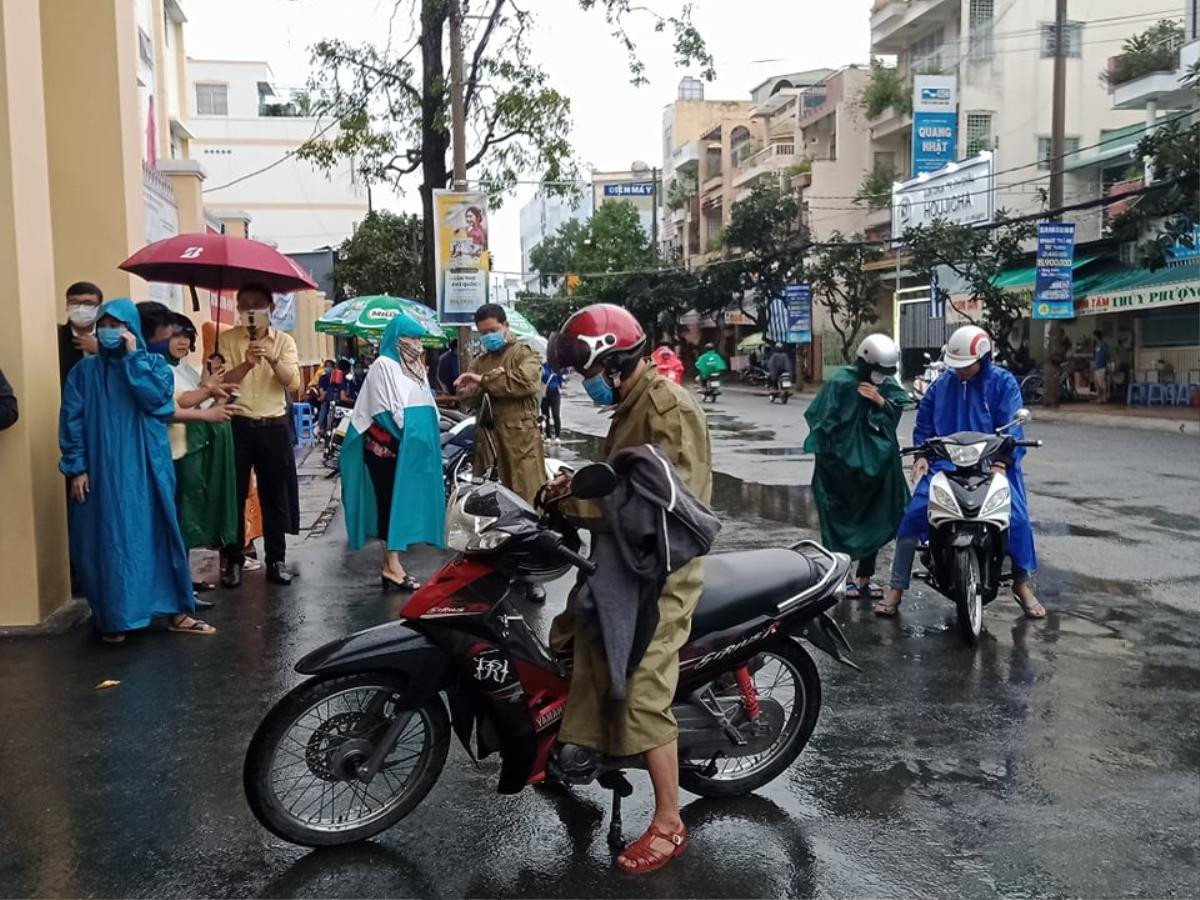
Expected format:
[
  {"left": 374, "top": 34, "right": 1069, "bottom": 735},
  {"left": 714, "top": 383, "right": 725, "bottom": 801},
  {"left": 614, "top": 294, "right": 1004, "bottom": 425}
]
[{"left": 691, "top": 549, "right": 819, "bottom": 636}]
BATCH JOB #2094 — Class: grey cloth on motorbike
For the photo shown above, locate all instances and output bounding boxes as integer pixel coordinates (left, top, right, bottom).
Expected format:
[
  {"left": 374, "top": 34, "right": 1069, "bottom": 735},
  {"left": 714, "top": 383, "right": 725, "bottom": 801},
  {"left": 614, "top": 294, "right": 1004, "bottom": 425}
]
[
  {"left": 768, "top": 349, "right": 793, "bottom": 382},
  {"left": 570, "top": 443, "right": 722, "bottom": 717}
]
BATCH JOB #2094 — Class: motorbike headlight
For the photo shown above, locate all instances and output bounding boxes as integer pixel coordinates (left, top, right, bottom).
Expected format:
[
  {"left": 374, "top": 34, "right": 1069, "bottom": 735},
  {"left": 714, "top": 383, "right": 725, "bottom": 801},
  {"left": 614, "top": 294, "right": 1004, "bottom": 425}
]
[
  {"left": 445, "top": 489, "right": 497, "bottom": 552},
  {"left": 980, "top": 486, "right": 1010, "bottom": 516},
  {"left": 467, "top": 527, "right": 513, "bottom": 552},
  {"left": 930, "top": 483, "right": 961, "bottom": 515},
  {"left": 945, "top": 441, "right": 986, "bottom": 467}
]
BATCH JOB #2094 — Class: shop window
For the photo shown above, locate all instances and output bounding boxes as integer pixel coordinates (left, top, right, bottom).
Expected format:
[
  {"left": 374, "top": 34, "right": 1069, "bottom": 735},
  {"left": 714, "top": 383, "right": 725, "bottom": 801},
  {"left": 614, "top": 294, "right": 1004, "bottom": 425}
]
[
  {"left": 965, "top": 112, "right": 993, "bottom": 155},
  {"left": 969, "top": 0, "right": 994, "bottom": 60},
  {"left": 195, "top": 83, "right": 228, "bottom": 116},
  {"left": 1141, "top": 307, "right": 1200, "bottom": 348}
]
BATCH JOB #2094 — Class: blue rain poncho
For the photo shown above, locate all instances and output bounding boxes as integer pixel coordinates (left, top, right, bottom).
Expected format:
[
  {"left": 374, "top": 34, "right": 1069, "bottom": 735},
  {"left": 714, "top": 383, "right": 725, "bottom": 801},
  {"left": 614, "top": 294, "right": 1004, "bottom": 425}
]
[
  {"left": 896, "top": 356, "right": 1037, "bottom": 573},
  {"left": 59, "top": 299, "right": 193, "bottom": 632},
  {"left": 340, "top": 313, "right": 446, "bottom": 551}
]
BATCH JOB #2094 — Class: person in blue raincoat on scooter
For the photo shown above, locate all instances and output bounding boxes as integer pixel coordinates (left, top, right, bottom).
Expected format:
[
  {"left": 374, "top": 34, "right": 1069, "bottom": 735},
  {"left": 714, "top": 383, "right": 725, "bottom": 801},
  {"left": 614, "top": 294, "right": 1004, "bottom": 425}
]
[
  {"left": 340, "top": 312, "right": 445, "bottom": 591},
  {"left": 874, "top": 324, "right": 1047, "bottom": 620}
]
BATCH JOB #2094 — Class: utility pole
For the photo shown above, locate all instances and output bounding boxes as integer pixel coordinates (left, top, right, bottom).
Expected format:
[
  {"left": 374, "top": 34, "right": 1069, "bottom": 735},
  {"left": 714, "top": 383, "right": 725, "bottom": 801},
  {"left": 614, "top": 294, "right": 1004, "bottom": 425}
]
[
  {"left": 1042, "top": 0, "right": 1067, "bottom": 408},
  {"left": 449, "top": 0, "right": 472, "bottom": 368},
  {"left": 651, "top": 166, "right": 659, "bottom": 267}
]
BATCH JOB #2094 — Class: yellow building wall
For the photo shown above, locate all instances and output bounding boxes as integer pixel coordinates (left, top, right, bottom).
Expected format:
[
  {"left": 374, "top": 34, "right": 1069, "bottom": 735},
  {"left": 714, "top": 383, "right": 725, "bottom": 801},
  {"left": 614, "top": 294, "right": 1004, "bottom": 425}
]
[{"left": 0, "top": 0, "right": 72, "bottom": 626}]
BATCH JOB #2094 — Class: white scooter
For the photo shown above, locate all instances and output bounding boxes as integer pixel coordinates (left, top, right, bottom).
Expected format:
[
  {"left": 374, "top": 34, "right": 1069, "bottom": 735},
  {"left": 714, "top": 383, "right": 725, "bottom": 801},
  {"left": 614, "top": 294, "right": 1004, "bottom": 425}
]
[
  {"left": 902, "top": 409, "right": 1041, "bottom": 644},
  {"left": 912, "top": 352, "right": 946, "bottom": 402}
]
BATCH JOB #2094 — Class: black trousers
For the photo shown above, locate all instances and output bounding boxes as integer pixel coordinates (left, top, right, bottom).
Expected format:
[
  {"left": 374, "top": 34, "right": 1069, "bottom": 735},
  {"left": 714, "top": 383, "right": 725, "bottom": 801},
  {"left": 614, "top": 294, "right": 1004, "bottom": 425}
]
[
  {"left": 363, "top": 449, "right": 398, "bottom": 542},
  {"left": 541, "top": 387, "right": 561, "bottom": 438},
  {"left": 223, "top": 418, "right": 299, "bottom": 565}
]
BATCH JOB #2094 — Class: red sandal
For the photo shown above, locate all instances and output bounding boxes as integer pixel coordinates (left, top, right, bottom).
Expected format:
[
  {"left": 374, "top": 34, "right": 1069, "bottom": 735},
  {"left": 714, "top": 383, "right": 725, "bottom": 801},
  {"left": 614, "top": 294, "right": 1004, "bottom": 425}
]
[{"left": 616, "top": 824, "right": 687, "bottom": 874}]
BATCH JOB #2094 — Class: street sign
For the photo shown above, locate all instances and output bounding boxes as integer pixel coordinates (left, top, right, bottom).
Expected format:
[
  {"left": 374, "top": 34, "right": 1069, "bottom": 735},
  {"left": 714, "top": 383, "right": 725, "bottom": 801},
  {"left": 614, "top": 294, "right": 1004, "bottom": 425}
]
[
  {"left": 602, "top": 182, "right": 654, "bottom": 197},
  {"left": 782, "top": 284, "right": 813, "bottom": 344},
  {"left": 892, "top": 152, "right": 996, "bottom": 240},
  {"left": 1033, "top": 222, "right": 1076, "bottom": 320},
  {"left": 929, "top": 267, "right": 947, "bottom": 318},
  {"left": 911, "top": 75, "right": 958, "bottom": 176}
]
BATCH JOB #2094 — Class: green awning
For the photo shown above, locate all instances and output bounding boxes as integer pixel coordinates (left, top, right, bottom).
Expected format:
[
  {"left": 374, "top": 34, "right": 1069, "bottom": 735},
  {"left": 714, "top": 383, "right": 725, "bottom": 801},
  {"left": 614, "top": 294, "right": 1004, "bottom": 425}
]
[{"left": 1072, "top": 261, "right": 1200, "bottom": 314}]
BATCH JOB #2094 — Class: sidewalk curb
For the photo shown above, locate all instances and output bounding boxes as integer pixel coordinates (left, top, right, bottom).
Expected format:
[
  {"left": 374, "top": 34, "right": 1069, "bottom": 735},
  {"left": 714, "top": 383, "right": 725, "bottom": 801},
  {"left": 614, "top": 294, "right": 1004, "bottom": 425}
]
[
  {"left": 1031, "top": 408, "right": 1200, "bottom": 434},
  {"left": 0, "top": 598, "right": 90, "bottom": 637}
]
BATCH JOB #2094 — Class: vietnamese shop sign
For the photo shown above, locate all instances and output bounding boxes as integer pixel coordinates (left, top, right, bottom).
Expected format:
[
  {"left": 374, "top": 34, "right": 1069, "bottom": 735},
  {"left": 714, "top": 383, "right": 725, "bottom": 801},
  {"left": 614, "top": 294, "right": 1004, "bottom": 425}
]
[
  {"left": 1033, "top": 222, "right": 1076, "bottom": 319},
  {"left": 892, "top": 152, "right": 995, "bottom": 239},
  {"left": 911, "top": 75, "right": 958, "bottom": 176},
  {"left": 782, "top": 284, "right": 812, "bottom": 344},
  {"left": 1074, "top": 278, "right": 1200, "bottom": 315},
  {"left": 603, "top": 182, "right": 654, "bottom": 197}
]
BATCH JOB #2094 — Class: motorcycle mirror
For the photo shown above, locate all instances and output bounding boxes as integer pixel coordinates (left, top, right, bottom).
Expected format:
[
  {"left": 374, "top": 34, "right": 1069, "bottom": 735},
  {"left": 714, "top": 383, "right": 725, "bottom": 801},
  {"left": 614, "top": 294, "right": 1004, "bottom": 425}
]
[
  {"left": 923, "top": 352, "right": 932, "bottom": 361},
  {"left": 1015, "top": 407, "right": 1031, "bottom": 424},
  {"left": 478, "top": 394, "right": 496, "bottom": 430},
  {"left": 571, "top": 463, "right": 618, "bottom": 500}
]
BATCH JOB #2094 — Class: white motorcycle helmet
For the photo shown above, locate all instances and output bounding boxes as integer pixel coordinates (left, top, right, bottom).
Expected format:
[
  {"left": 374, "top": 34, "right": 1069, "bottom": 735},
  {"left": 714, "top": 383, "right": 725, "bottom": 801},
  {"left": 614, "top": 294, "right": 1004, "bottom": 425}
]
[
  {"left": 944, "top": 325, "right": 993, "bottom": 370},
  {"left": 856, "top": 333, "right": 900, "bottom": 385}
]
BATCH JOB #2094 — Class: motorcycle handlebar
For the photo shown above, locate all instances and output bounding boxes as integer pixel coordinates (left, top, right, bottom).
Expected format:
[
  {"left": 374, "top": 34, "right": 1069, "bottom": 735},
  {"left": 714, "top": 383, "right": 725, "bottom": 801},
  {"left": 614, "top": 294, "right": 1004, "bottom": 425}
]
[
  {"left": 549, "top": 536, "right": 597, "bottom": 575},
  {"left": 1016, "top": 439, "right": 1043, "bottom": 447}
]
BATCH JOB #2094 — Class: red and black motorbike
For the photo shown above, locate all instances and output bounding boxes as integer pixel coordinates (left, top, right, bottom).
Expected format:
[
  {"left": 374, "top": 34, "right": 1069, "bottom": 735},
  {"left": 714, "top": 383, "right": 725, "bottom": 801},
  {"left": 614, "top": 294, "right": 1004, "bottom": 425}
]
[{"left": 244, "top": 462, "right": 857, "bottom": 848}]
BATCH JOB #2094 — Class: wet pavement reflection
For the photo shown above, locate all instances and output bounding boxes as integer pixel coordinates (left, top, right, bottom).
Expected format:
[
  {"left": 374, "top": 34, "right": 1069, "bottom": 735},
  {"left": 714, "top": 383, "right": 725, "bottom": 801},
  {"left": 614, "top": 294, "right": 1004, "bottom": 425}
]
[{"left": 0, "top": 398, "right": 1197, "bottom": 898}]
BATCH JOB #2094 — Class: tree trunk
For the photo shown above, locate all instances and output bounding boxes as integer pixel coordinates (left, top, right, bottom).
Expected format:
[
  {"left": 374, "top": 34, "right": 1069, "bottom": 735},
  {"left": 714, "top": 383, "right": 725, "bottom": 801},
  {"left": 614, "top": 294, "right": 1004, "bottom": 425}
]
[{"left": 420, "top": 0, "right": 450, "bottom": 308}]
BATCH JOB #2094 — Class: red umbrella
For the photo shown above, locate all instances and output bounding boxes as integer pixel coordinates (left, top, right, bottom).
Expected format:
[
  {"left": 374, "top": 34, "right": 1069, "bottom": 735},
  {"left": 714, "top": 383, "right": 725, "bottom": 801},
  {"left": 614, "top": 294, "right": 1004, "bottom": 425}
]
[{"left": 119, "top": 232, "right": 318, "bottom": 310}]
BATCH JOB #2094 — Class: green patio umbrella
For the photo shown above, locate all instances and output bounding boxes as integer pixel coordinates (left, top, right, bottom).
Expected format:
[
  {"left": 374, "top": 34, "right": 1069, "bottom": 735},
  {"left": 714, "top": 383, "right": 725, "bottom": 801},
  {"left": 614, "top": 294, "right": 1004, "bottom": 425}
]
[
  {"left": 473, "top": 306, "right": 546, "bottom": 355},
  {"left": 737, "top": 331, "right": 768, "bottom": 352},
  {"left": 316, "top": 295, "right": 447, "bottom": 347}
]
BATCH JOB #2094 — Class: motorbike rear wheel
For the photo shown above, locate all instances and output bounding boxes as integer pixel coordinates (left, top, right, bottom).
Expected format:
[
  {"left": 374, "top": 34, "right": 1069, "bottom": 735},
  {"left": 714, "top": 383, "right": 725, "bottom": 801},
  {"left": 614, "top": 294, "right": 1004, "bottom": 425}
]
[
  {"left": 679, "top": 640, "right": 821, "bottom": 798},
  {"left": 244, "top": 673, "right": 449, "bottom": 847},
  {"left": 953, "top": 548, "right": 984, "bottom": 644}
]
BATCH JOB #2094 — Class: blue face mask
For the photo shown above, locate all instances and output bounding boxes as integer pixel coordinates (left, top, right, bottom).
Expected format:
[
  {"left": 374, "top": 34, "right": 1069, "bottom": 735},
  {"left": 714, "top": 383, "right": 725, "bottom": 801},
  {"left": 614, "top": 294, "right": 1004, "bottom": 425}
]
[
  {"left": 97, "top": 327, "right": 127, "bottom": 352},
  {"left": 480, "top": 331, "right": 507, "bottom": 354},
  {"left": 146, "top": 338, "right": 170, "bottom": 358},
  {"left": 583, "top": 373, "right": 615, "bottom": 407}
]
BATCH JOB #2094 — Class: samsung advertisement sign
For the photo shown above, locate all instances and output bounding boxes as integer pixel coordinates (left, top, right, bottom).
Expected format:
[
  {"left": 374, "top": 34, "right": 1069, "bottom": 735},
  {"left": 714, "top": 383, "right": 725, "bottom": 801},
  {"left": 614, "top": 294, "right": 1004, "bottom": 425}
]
[{"left": 891, "top": 152, "right": 997, "bottom": 240}]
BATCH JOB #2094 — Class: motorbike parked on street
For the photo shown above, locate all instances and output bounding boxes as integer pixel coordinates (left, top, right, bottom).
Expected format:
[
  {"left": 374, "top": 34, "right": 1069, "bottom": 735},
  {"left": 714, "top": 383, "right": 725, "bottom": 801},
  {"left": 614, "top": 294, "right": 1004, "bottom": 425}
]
[
  {"left": 244, "top": 401, "right": 856, "bottom": 848},
  {"left": 911, "top": 353, "right": 946, "bottom": 402},
  {"left": 321, "top": 406, "right": 352, "bottom": 470},
  {"left": 1018, "top": 365, "right": 1075, "bottom": 405},
  {"left": 903, "top": 408, "right": 1040, "bottom": 644}
]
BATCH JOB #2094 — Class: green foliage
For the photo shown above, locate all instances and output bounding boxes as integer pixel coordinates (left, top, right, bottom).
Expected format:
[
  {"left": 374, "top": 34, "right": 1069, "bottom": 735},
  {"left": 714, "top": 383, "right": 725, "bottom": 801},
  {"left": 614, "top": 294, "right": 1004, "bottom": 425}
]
[
  {"left": 855, "top": 161, "right": 897, "bottom": 210},
  {"left": 333, "top": 210, "right": 425, "bottom": 300},
  {"left": 528, "top": 202, "right": 650, "bottom": 294},
  {"left": 859, "top": 59, "right": 910, "bottom": 119},
  {"left": 666, "top": 172, "right": 697, "bottom": 211},
  {"left": 1108, "top": 118, "right": 1200, "bottom": 269},
  {"left": 514, "top": 291, "right": 589, "bottom": 335},
  {"left": 903, "top": 215, "right": 1038, "bottom": 353},
  {"left": 1103, "top": 20, "right": 1184, "bottom": 87},
  {"left": 806, "top": 234, "right": 884, "bottom": 363},
  {"left": 786, "top": 158, "right": 813, "bottom": 177},
  {"left": 297, "top": 0, "right": 712, "bottom": 304},
  {"left": 528, "top": 219, "right": 588, "bottom": 292}
]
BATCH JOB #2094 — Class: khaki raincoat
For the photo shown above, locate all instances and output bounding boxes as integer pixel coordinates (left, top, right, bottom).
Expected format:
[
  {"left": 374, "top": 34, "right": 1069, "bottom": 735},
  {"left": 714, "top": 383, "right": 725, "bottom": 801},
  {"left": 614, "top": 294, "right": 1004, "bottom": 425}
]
[
  {"left": 462, "top": 338, "right": 546, "bottom": 504},
  {"left": 551, "top": 365, "right": 712, "bottom": 756}
]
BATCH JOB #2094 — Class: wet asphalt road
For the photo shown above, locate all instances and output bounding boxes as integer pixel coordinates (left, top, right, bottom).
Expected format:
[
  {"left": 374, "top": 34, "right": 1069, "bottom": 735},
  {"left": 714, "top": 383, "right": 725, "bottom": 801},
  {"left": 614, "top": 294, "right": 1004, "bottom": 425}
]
[{"left": 1, "top": 387, "right": 1197, "bottom": 898}]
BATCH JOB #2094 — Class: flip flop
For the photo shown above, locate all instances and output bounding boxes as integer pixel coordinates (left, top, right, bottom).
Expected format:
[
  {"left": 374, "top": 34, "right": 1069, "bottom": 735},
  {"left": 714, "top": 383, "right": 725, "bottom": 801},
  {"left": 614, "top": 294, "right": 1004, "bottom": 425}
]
[
  {"left": 192, "top": 581, "right": 217, "bottom": 593},
  {"left": 853, "top": 582, "right": 885, "bottom": 600},
  {"left": 1015, "top": 594, "right": 1047, "bottom": 619},
  {"left": 168, "top": 616, "right": 216, "bottom": 635},
  {"left": 616, "top": 824, "right": 687, "bottom": 874},
  {"left": 872, "top": 596, "right": 902, "bottom": 617},
  {"left": 100, "top": 633, "right": 126, "bottom": 644}
]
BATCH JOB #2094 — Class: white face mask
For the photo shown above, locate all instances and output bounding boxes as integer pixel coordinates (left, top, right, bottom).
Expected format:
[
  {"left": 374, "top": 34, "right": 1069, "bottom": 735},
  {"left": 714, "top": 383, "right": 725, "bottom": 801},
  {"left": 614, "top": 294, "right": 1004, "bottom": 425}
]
[
  {"left": 67, "top": 304, "right": 99, "bottom": 329},
  {"left": 870, "top": 370, "right": 888, "bottom": 386}
]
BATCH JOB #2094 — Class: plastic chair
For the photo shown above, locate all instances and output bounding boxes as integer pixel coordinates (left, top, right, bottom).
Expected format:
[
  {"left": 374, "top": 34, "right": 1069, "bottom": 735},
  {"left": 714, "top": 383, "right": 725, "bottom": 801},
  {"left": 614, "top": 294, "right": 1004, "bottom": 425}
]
[
  {"left": 1146, "top": 383, "right": 1167, "bottom": 406},
  {"left": 1126, "top": 383, "right": 1147, "bottom": 406},
  {"left": 292, "top": 401, "right": 317, "bottom": 447},
  {"left": 1176, "top": 384, "right": 1195, "bottom": 407}
]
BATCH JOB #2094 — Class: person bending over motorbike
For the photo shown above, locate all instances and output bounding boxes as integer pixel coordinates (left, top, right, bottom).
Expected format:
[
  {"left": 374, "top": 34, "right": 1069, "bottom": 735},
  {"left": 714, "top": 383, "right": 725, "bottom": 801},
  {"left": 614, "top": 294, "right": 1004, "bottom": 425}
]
[
  {"left": 766, "top": 342, "right": 793, "bottom": 389},
  {"left": 875, "top": 325, "right": 1046, "bottom": 619},
  {"left": 546, "top": 304, "right": 712, "bottom": 874}
]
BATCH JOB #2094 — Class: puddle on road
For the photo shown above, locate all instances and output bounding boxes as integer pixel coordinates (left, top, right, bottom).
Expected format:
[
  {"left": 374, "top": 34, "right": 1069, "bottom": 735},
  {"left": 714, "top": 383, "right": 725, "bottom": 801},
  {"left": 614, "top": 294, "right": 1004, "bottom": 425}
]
[
  {"left": 738, "top": 447, "right": 810, "bottom": 458},
  {"left": 562, "top": 429, "right": 820, "bottom": 530},
  {"left": 1108, "top": 504, "right": 1200, "bottom": 532},
  {"left": 1036, "top": 521, "right": 1131, "bottom": 541}
]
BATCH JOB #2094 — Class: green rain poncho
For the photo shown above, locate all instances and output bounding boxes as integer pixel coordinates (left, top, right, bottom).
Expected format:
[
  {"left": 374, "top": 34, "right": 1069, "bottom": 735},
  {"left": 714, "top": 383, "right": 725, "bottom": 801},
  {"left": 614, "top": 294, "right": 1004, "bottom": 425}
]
[
  {"left": 802, "top": 366, "right": 910, "bottom": 561},
  {"left": 695, "top": 350, "right": 727, "bottom": 380}
]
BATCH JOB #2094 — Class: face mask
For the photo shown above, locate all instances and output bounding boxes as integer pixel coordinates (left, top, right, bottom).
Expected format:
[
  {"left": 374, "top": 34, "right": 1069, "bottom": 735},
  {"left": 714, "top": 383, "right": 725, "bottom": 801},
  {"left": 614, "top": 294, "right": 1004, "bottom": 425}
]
[
  {"left": 583, "top": 373, "right": 615, "bottom": 407},
  {"left": 480, "top": 331, "right": 507, "bottom": 353},
  {"left": 870, "top": 370, "right": 888, "bottom": 386},
  {"left": 67, "top": 304, "right": 98, "bottom": 329},
  {"left": 397, "top": 338, "right": 424, "bottom": 363},
  {"left": 97, "top": 327, "right": 126, "bottom": 352},
  {"left": 147, "top": 338, "right": 171, "bottom": 358}
]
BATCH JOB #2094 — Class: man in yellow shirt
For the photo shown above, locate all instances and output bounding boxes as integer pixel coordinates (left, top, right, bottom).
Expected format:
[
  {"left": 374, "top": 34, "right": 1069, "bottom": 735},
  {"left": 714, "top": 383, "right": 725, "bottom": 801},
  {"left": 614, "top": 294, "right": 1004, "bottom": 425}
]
[{"left": 219, "top": 283, "right": 302, "bottom": 587}]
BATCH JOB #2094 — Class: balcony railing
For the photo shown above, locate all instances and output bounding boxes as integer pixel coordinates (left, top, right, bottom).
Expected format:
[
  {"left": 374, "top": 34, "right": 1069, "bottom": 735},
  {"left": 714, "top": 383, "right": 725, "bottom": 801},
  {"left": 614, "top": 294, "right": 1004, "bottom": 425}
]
[{"left": 735, "top": 142, "right": 796, "bottom": 171}]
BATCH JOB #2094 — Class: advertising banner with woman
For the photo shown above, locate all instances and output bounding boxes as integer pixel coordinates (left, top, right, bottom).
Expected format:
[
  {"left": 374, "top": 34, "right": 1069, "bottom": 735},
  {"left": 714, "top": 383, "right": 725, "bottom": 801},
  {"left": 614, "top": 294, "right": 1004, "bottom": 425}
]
[{"left": 433, "top": 189, "right": 490, "bottom": 325}]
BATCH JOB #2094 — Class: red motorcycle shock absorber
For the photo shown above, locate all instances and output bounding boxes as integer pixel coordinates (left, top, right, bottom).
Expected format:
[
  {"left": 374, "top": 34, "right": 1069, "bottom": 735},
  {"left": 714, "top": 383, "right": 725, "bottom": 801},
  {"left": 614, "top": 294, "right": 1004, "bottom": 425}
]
[{"left": 734, "top": 666, "right": 760, "bottom": 721}]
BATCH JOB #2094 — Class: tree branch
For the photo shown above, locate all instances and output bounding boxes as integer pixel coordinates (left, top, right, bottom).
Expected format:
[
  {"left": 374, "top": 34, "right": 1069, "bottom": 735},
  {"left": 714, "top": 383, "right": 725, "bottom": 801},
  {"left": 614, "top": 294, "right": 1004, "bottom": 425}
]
[{"left": 464, "top": 0, "right": 507, "bottom": 113}]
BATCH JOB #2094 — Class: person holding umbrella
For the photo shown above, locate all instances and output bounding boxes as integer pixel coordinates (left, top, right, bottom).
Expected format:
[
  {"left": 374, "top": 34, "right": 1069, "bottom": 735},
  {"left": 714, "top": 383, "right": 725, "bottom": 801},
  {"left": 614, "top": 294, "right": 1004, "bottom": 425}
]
[
  {"left": 219, "top": 283, "right": 302, "bottom": 587},
  {"left": 340, "top": 312, "right": 445, "bottom": 590}
]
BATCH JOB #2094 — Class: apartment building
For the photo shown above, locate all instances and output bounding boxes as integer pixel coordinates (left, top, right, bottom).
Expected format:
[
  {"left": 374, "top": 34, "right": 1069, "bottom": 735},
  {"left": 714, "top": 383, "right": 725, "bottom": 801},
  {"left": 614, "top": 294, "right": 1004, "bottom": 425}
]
[
  {"left": 519, "top": 189, "right": 592, "bottom": 292},
  {"left": 868, "top": 0, "right": 1148, "bottom": 241},
  {"left": 187, "top": 59, "right": 368, "bottom": 252}
]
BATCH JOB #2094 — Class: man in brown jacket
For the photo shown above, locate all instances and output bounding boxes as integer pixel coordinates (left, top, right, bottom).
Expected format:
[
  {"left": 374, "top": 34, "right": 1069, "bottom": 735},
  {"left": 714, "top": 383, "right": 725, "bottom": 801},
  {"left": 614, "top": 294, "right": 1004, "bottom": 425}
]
[
  {"left": 547, "top": 303, "right": 711, "bottom": 875},
  {"left": 456, "top": 303, "right": 548, "bottom": 598}
]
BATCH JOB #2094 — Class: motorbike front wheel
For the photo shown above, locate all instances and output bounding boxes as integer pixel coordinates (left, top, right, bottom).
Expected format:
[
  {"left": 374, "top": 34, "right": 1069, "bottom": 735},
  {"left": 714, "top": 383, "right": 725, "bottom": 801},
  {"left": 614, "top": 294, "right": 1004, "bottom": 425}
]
[
  {"left": 679, "top": 640, "right": 821, "bottom": 798},
  {"left": 244, "top": 673, "right": 450, "bottom": 847},
  {"left": 953, "top": 548, "right": 984, "bottom": 644}
]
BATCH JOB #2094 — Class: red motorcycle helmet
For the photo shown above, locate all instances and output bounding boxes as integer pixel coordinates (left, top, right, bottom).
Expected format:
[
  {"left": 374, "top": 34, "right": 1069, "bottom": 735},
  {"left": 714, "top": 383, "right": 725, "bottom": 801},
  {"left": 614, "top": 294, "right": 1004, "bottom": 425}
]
[{"left": 548, "top": 304, "right": 647, "bottom": 377}]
